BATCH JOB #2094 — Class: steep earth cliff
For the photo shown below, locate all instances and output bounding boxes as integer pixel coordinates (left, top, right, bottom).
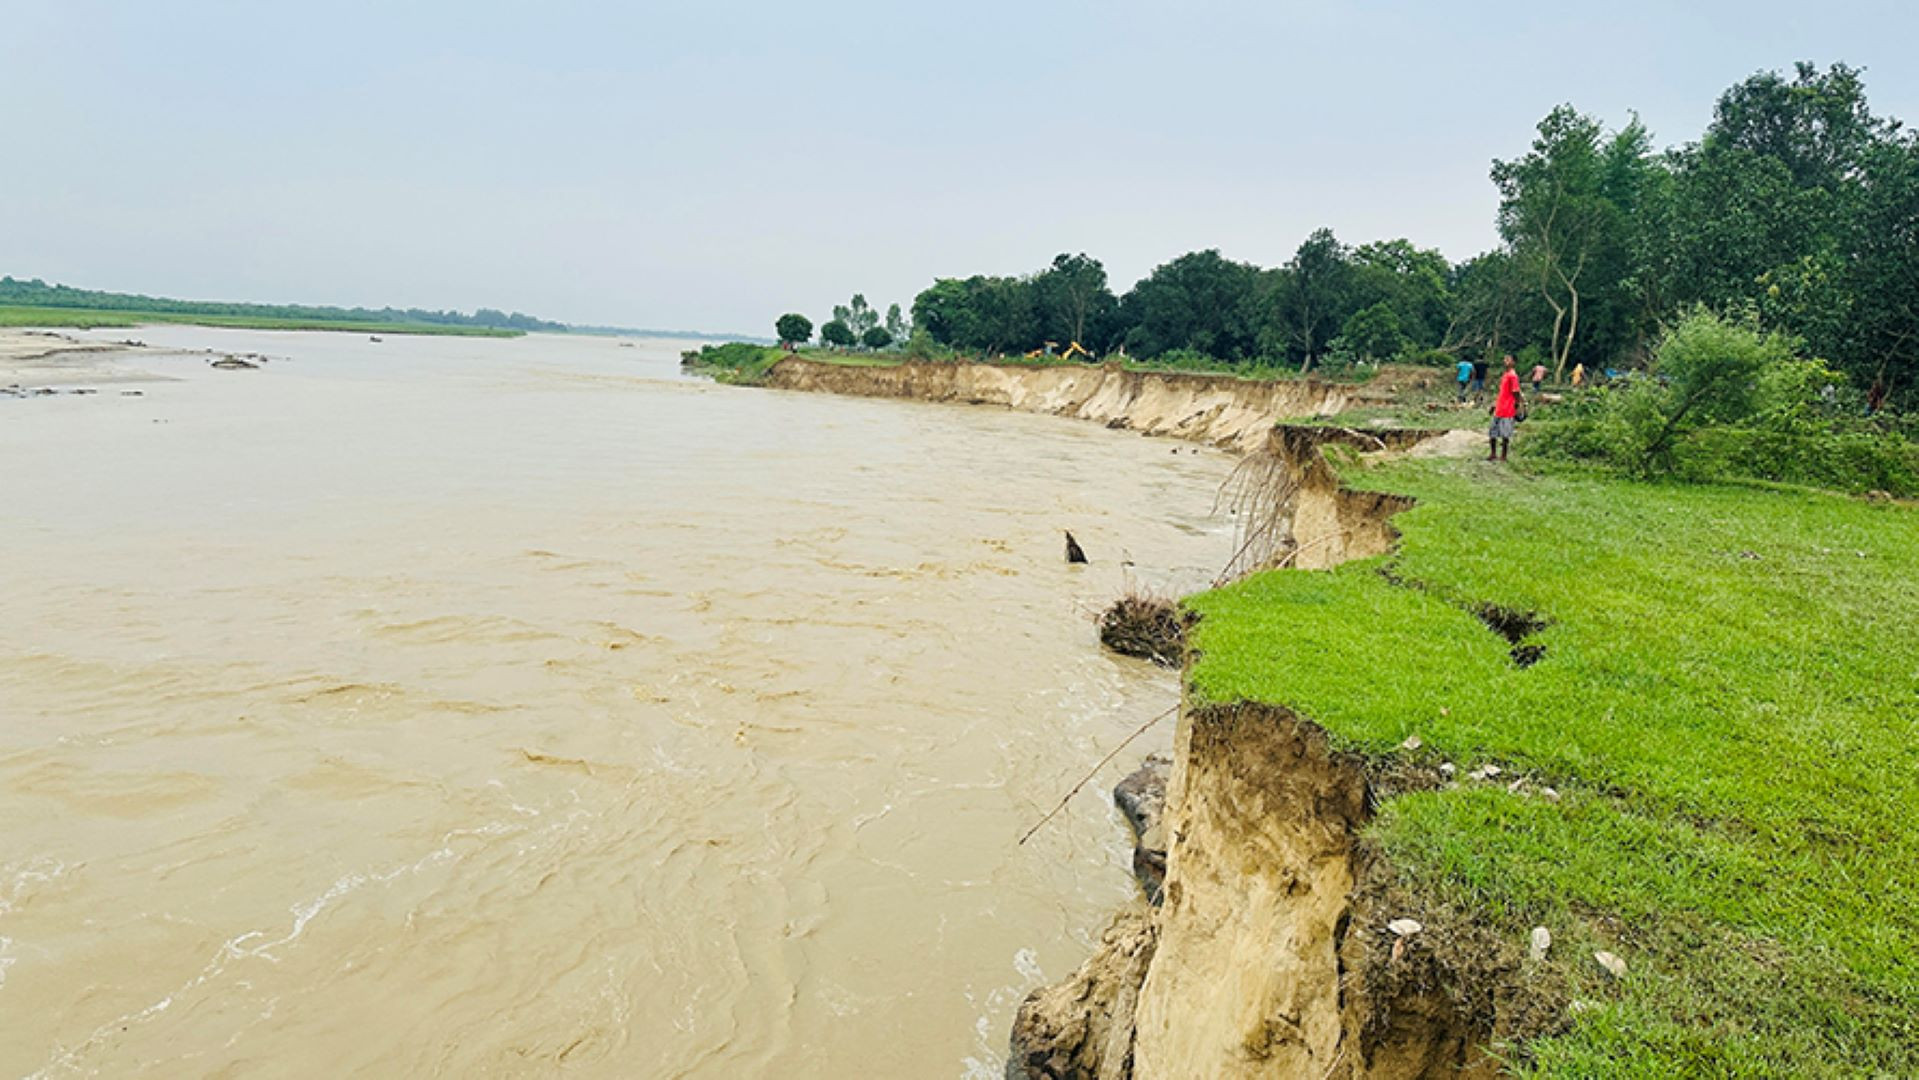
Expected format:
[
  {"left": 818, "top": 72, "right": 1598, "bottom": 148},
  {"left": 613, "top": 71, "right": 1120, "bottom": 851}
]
[
  {"left": 750, "top": 360, "right": 1497, "bottom": 1077},
  {"left": 762, "top": 359, "right": 1412, "bottom": 453},
  {"left": 1007, "top": 425, "right": 1501, "bottom": 1080}
]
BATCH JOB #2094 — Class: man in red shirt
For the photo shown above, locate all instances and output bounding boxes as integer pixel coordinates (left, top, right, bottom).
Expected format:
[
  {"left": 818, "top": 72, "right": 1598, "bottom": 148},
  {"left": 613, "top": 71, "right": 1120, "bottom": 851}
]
[{"left": 1489, "top": 354, "right": 1523, "bottom": 462}]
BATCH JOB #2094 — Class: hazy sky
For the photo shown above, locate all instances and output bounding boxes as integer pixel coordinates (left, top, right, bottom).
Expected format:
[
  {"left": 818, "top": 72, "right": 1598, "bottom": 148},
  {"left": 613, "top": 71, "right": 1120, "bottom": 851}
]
[{"left": 6, "top": 1, "right": 1917, "bottom": 333}]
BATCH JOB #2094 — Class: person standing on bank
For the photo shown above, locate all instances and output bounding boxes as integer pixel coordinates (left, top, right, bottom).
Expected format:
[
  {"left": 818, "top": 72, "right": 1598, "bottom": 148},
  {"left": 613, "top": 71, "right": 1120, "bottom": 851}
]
[
  {"left": 1489, "top": 354, "right": 1523, "bottom": 462},
  {"left": 1456, "top": 356, "right": 1474, "bottom": 402},
  {"left": 1530, "top": 360, "right": 1548, "bottom": 394}
]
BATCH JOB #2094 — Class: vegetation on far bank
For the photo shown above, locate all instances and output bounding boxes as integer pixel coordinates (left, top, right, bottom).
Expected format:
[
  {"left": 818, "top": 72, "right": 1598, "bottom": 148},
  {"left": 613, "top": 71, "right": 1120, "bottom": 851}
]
[
  {"left": 0, "top": 277, "right": 560, "bottom": 336},
  {"left": 0, "top": 303, "right": 520, "bottom": 337},
  {"left": 1187, "top": 460, "right": 1918, "bottom": 1075}
]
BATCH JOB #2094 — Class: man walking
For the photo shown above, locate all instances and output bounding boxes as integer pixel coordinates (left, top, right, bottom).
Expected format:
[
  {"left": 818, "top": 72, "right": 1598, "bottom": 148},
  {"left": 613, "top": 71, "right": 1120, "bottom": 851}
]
[
  {"left": 1456, "top": 356, "right": 1473, "bottom": 402},
  {"left": 1489, "top": 354, "right": 1523, "bottom": 462}
]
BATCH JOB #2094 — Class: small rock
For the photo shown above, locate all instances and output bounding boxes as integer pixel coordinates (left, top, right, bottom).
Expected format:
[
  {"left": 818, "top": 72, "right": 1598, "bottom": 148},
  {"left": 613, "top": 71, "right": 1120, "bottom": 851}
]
[
  {"left": 1438, "top": 762, "right": 1456, "bottom": 777},
  {"left": 1400, "top": 735, "right": 1422, "bottom": 751},
  {"left": 1529, "top": 926, "right": 1551, "bottom": 960},
  {"left": 1540, "top": 786, "right": 1560, "bottom": 802},
  {"left": 1594, "top": 951, "right": 1628, "bottom": 979},
  {"left": 1387, "top": 918, "right": 1423, "bottom": 938},
  {"left": 1467, "top": 764, "right": 1502, "bottom": 782},
  {"left": 1507, "top": 777, "right": 1528, "bottom": 793}
]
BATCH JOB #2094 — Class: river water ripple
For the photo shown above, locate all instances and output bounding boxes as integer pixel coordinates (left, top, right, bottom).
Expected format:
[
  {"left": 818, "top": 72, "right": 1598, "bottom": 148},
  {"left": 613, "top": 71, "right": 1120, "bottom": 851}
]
[{"left": 0, "top": 328, "right": 1234, "bottom": 1077}]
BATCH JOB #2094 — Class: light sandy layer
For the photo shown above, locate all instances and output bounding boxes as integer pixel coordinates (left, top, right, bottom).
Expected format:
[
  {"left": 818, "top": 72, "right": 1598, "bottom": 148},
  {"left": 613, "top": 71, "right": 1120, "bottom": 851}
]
[{"left": 0, "top": 329, "right": 171, "bottom": 387}]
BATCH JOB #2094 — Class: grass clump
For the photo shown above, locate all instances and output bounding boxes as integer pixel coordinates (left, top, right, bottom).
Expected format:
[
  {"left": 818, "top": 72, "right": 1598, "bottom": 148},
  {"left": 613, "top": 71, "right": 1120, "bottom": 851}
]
[{"left": 1185, "top": 460, "right": 1918, "bottom": 1075}]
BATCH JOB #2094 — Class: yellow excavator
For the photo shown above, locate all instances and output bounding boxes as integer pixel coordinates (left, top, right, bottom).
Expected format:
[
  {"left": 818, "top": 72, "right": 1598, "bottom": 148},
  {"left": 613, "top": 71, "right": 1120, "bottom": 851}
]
[{"left": 1024, "top": 341, "right": 1095, "bottom": 362}]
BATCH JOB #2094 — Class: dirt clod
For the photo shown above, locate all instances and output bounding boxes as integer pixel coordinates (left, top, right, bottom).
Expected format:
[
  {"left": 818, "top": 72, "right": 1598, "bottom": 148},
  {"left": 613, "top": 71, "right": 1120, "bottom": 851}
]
[{"left": 1097, "top": 596, "right": 1186, "bottom": 667}]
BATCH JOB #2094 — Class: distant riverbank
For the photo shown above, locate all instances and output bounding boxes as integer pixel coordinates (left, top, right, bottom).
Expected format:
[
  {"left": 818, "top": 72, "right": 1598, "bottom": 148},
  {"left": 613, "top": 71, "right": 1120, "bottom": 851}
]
[{"left": 0, "top": 304, "right": 520, "bottom": 337}]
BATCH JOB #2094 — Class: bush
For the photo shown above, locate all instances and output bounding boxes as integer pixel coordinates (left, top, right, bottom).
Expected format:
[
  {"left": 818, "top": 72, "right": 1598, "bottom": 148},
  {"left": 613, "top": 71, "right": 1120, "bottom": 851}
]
[
  {"left": 903, "top": 329, "right": 959, "bottom": 361},
  {"left": 1532, "top": 308, "right": 1919, "bottom": 494}
]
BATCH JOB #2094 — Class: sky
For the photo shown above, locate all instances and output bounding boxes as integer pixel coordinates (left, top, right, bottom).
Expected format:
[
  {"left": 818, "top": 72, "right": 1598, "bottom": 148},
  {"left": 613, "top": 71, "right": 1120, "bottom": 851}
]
[{"left": 5, "top": 1, "right": 1917, "bottom": 334}]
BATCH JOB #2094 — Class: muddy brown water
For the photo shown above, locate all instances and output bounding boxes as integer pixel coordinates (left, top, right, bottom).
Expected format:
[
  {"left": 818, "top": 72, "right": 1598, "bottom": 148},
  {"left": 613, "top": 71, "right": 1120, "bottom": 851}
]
[{"left": 0, "top": 329, "right": 1236, "bottom": 1077}]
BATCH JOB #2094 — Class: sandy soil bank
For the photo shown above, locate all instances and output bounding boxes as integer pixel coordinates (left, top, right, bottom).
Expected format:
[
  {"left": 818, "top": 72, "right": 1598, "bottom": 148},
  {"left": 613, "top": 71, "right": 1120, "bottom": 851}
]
[{"left": 0, "top": 329, "right": 171, "bottom": 388}]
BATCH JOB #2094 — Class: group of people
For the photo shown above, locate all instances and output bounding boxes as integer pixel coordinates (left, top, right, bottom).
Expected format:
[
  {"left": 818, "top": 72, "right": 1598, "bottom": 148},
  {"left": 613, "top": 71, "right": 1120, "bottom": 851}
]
[
  {"left": 1455, "top": 356, "right": 1586, "bottom": 402},
  {"left": 1454, "top": 353, "right": 1590, "bottom": 462}
]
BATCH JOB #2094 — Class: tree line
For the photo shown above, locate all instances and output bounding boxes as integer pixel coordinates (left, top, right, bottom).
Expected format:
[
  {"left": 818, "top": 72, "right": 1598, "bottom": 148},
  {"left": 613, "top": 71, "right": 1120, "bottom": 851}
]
[
  {"left": 0, "top": 277, "right": 566, "bottom": 333},
  {"left": 778, "top": 63, "right": 1918, "bottom": 404}
]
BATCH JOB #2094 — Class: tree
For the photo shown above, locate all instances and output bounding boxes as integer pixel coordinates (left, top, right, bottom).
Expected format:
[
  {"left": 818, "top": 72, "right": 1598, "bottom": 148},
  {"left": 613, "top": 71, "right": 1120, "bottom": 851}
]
[
  {"left": 1034, "top": 253, "right": 1115, "bottom": 348},
  {"left": 842, "top": 294, "right": 878, "bottom": 337},
  {"left": 1711, "top": 62, "right": 1883, "bottom": 194},
  {"left": 1443, "top": 251, "right": 1535, "bottom": 356},
  {"left": 820, "top": 319, "right": 856, "bottom": 348},
  {"left": 861, "top": 326, "right": 894, "bottom": 350},
  {"left": 911, "top": 275, "right": 1041, "bottom": 354},
  {"left": 1276, "top": 228, "right": 1358, "bottom": 372},
  {"left": 1350, "top": 239, "right": 1453, "bottom": 349},
  {"left": 1118, "top": 249, "right": 1261, "bottom": 360},
  {"left": 775, "top": 313, "right": 813, "bottom": 347},
  {"left": 1493, "top": 106, "right": 1637, "bottom": 379},
  {"left": 1341, "top": 302, "right": 1409, "bottom": 363},
  {"left": 1847, "top": 133, "right": 1919, "bottom": 402},
  {"left": 884, "top": 303, "right": 907, "bottom": 343}
]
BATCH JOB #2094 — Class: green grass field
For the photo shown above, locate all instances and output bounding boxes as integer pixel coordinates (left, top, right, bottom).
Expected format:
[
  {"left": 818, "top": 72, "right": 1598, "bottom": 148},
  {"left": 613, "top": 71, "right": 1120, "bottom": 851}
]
[
  {"left": 1187, "top": 461, "right": 1917, "bottom": 1075},
  {"left": 0, "top": 304, "right": 518, "bottom": 337}
]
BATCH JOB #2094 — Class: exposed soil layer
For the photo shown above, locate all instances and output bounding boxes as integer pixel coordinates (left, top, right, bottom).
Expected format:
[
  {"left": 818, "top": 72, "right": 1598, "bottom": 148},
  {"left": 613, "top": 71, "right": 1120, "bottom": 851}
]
[
  {"left": 1011, "top": 426, "right": 1527, "bottom": 1079},
  {"left": 763, "top": 359, "right": 1405, "bottom": 452},
  {"left": 1013, "top": 703, "right": 1501, "bottom": 1079}
]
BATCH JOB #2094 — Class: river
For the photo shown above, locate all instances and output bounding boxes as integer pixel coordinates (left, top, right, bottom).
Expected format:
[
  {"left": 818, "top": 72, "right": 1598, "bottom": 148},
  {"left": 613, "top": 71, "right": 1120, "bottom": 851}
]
[{"left": 0, "top": 328, "right": 1235, "bottom": 1077}]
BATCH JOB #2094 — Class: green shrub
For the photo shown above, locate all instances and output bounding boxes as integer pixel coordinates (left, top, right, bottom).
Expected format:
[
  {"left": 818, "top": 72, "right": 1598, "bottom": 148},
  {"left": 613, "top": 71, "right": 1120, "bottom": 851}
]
[
  {"left": 1532, "top": 308, "right": 1919, "bottom": 494},
  {"left": 680, "top": 342, "right": 784, "bottom": 384}
]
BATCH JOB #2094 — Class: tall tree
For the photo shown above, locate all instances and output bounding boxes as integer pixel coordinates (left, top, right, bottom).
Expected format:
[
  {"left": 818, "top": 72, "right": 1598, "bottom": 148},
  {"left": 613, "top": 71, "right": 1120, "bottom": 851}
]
[
  {"left": 1277, "top": 228, "right": 1357, "bottom": 372},
  {"left": 1847, "top": 133, "right": 1919, "bottom": 400},
  {"left": 1034, "top": 253, "right": 1115, "bottom": 348},
  {"left": 845, "top": 294, "right": 878, "bottom": 336},
  {"left": 1493, "top": 107, "right": 1634, "bottom": 378}
]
